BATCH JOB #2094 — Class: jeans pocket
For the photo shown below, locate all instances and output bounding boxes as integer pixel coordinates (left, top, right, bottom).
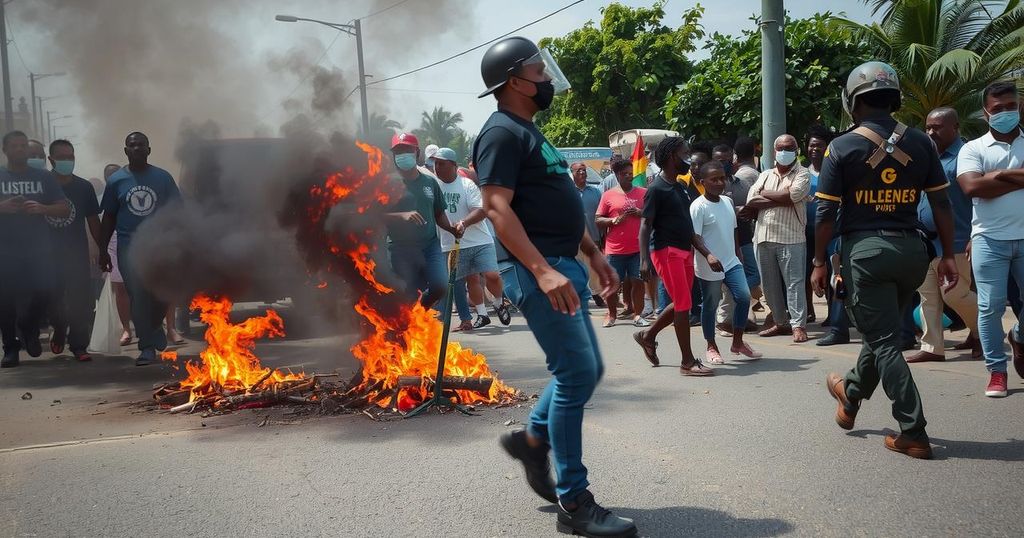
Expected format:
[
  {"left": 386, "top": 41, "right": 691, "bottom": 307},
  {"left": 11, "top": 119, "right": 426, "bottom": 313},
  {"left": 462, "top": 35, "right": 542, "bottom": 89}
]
[{"left": 503, "top": 263, "right": 534, "bottom": 310}]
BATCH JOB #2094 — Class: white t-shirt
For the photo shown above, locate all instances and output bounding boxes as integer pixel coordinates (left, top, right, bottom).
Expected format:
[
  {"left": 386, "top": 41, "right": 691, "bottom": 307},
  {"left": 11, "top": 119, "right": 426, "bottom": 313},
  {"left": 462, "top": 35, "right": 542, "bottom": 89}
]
[
  {"left": 689, "top": 195, "right": 741, "bottom": 281},
  {"left": 957, "top": 130, "right": 1024, "bottom": 241},
  {"left": 435, "top": 176, "right": 493, "bottom": 251}
]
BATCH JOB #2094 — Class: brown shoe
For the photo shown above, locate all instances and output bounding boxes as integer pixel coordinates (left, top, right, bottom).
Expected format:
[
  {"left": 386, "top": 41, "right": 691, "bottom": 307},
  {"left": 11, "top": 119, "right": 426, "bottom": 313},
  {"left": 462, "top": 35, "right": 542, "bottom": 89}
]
[
  {"left": 826, "top": 372, "right": 858, "bottom": 430},
  {"left": 792, "top": 327, "right": 808, "bottom": 343},
  {"left": 758, "top": 324, "right": 792, "bottom": 337},
  {"left": 905, "top": 351, "right": 945, "bottom": 363},
  {"left": 715, "top": 322, "right": 734, "bottom": 335},
  {"left": 884, "top": 433, "right": 933, "bottom": 460},
  {"left": 680, "top": 360, "right": 715, "bottom": 376},
  {"left": 1008, "top": 331, "right": 1024, "bottom": 379},
  {"left": 633, "top": 331, "right": 659, "bottom": 366}
]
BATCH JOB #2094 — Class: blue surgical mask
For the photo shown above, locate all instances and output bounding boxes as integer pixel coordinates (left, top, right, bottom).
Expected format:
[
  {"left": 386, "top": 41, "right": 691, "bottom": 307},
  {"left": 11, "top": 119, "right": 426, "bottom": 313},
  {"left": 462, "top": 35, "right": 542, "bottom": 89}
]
[
  {"left": 394, "top": 153, "right": 417, "bottom": 171},
  {"left": 776, "top": 150, "right": 797, "bottom": 167},
  {"left": 989, "top": 110, "right": 1021, "bottom": 134},
  {"left": 27, "top": 157, "right": 46, "bottom": 170},
  {"left": 54, "top": 159, "right": 75, "bottom": 176}
]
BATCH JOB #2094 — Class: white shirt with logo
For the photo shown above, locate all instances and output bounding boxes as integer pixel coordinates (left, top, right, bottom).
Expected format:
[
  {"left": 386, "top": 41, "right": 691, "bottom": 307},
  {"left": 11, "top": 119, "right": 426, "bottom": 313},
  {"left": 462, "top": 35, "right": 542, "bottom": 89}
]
[{"left": 434, "top": 176, "right": 493, "bottom": 251}]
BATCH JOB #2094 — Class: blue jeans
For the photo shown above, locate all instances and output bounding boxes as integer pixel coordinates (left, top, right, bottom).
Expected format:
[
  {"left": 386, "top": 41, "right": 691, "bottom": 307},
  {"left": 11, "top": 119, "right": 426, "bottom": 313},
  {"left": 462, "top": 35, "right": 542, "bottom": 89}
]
[
  {"left": 119, "top": 240, "right": 168, "bottom": 353},
  {"left": 971, "top": 235, "right": 1024, "bottom": 373},
  {"left": 504, "top": 256, "right": 603, "bottom": 502},
  {"left": 699, "top": 266, "right": 750, "bottom": 341},
  {"left": 389, "top": 241, "right": 448, "bottom": 307},
  {"left": 657, "top": 279, "right": 671, "bottom": 312},
  {"left": 453, "top": 277, "right": 471, "bottom": 322},
  {"left": 740, "top": 242, "right": 760, "bottom": 289}
]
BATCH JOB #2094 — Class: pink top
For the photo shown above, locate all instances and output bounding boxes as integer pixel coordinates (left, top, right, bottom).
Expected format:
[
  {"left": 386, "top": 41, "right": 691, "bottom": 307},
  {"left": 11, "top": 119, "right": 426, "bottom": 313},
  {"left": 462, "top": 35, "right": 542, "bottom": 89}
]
[{"left": 597, "top": 186, "right": 646, "bottom": 255}]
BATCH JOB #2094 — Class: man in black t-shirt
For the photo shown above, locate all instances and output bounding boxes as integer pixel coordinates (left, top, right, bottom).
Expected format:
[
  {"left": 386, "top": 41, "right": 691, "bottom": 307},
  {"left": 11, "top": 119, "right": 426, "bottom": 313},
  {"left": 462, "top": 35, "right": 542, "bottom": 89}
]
[
  {"left": 811, "top": 61, "right": 958, "bottom": 460},
  {"left": 633, "top": 137, "right": 718, "bottom": 377},
  {"left": 0, "top": 130, "right": 70, "bottom": 368},
  {"left": 46, "top": 140, "right": 102, "bottom": 361},
  {"left": 475, "top": 37, "right": 636, "bottom": 537}
]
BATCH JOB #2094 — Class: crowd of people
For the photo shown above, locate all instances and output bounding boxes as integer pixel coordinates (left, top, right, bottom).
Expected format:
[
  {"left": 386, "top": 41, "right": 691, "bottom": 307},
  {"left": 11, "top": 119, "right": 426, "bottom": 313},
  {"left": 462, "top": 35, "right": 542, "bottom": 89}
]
[{"left": 1, "top": 130, "right": 183, "bottom": 368}]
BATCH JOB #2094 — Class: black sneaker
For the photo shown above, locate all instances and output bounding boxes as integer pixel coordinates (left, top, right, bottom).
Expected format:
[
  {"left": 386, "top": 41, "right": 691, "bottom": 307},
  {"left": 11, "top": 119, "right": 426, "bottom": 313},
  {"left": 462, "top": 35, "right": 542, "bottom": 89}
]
[
  {"left": 499, "top": 430, "right": 558, "bottom": 504},
  {"left": 1, "top": 350, "right": 20, "bottom": 368},
  {"left": 496, "top": 301, "right": 512, "bottom": 326},
  {"left": 592, "top": 295, "right": 606, "bottom": 308},
  {"left": 23, "top": 336, "right": 42, "bottom": 358},
  {"left": 135, "top": 349, "right": 158, "bottom": 366},
  {"left": 557, "top": 490, "right": 637, "bottom": 537},
  {"left": 473, "top": 315, "right": 492, "bottom": 329}
]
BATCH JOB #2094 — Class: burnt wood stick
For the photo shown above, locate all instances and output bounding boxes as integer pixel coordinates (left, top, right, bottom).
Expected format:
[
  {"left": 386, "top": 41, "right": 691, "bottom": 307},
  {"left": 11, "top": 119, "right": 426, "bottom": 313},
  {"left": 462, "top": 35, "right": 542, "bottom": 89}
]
[{"left": 396, "top": 376, "right": 493, "bottom": 394}]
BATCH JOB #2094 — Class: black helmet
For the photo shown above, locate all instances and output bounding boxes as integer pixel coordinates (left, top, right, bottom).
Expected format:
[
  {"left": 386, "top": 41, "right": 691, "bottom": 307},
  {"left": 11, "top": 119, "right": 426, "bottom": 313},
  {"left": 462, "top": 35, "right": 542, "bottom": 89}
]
[{"left": 478, "top": 36, "right": 540, "bottom": 98}]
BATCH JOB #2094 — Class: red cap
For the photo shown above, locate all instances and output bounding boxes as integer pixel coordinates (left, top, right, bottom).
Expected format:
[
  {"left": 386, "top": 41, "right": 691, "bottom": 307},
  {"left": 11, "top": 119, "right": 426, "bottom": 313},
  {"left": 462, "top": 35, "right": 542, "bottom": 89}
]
[{"left": 390, "top": 132, "right": 420, "bottom": 150}]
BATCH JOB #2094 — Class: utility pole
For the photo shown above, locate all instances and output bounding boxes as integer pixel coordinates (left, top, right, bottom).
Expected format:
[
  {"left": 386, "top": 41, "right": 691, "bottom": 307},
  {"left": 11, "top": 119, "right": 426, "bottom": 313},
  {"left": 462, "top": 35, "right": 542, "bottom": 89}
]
[
  {"left": 46, "top": 110, "right": 51, "bottom": 143},
  {"left": 0, "top": 2, "right": 14, "bottom": 132},
  {"left": 29, "top": 73, "right": 36, "bottom": 136},
  {"left": 354, "top": 18, "right": 370, "bottom": 138},
  {"left": 760, "top": 0, "right": 786, "bottom": 168}
]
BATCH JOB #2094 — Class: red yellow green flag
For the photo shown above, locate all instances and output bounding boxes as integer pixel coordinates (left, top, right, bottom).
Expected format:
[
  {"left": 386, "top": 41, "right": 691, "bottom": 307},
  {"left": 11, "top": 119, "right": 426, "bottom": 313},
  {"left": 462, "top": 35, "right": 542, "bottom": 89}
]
[{"left": 631, "top": 134, "right": 647, "bottom": 187}]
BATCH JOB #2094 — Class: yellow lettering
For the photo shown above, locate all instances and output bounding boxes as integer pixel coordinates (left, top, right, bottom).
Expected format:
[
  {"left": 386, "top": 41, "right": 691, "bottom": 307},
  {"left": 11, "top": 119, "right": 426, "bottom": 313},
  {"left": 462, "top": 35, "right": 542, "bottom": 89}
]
[{"left": 881, "top": 168, "right": 897, "bottom": 184}]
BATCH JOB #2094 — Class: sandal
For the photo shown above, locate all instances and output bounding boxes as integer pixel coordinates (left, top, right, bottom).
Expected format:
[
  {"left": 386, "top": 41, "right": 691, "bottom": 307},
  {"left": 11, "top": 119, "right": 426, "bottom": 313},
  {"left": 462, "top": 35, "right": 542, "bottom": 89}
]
[
  {"left": 731, "top": 342, "right": 763, "bottom": 360},
  {"left": 680, "top": 360, "right": 715, "bottom": 376},
  {"left": 758, "top": 325, "right": 792, "bottom": 338},
  {"left": 633, "top": 317, "right": 651, "bottom": 328},
  {"left": 50, "top": 340, "right": 65, "bottom": 355},
  {"left": 603, "top": 316, "right": 616, "bottom": 328},
  {"left": 452, "top": 320, "right": 473, "bottom": 332},
  {"left": 73, "top": 351, "right": 92, "bottom": 362},
  {"left": 119, "top": 331, "right": 133, "bottom": 346},
  {"left": 706, "top": 348, "right": 725, "bottom": 365},
  {"left": 633, "top": 331, "right": 659, "bottom": 366},
  {"left": 792, "top": 327, "right": 809, "bottom": 343},
  {"left": 617, "top": 310, "right": 635, "bottom": 320}
]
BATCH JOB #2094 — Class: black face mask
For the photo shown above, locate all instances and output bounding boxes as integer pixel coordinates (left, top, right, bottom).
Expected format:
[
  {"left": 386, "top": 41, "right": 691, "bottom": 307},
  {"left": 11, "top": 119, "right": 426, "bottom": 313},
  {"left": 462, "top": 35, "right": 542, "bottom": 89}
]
[
  {"left": 677, "top": 156, "right": 691, "bottom": 176},
  {"left": 516, "top": 77, "right": 555, "bottom": 111}
]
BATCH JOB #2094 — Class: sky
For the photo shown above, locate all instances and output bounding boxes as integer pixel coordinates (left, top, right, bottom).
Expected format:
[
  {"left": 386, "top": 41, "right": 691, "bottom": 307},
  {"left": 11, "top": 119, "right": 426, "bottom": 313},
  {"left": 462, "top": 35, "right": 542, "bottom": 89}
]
[{"left": 5, "top": 0, "right": 875, "bottom": 174}]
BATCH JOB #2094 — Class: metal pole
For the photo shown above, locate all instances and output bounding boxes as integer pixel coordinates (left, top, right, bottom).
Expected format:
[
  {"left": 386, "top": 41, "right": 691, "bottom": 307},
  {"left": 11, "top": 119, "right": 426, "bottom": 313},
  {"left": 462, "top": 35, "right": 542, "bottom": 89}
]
[
  {"left": 760, "top": 0, "right": 786, "bottom": 168},
  {"left": 354, "top": 18, "right": 370, "bottom": 137},
  {"left": 35, "top": 96, "right": 42, "bottom": 141},
  {"left": 0, "top": 2, "right": 13, "bottom": 132},
  {"left": 46, "top": 110, "right": 52, "bottom": 144},
  {"left": 29, "top": 74, "right": 37, "bottom": 137}
]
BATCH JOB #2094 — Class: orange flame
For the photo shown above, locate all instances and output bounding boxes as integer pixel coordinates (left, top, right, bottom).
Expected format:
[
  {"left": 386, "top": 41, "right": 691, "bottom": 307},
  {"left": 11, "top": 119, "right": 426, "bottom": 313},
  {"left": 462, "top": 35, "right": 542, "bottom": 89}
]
[
  {"left": 308, "top": 141, "right": 517, "bottom": 408},
  {"left": 171, "top": 294, "right": 302, "bottom": 402}
]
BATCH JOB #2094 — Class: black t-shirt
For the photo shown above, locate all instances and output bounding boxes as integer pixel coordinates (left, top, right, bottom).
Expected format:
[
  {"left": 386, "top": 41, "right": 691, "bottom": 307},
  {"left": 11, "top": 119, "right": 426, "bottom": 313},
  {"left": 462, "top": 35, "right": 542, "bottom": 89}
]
[
  {"left": 642, "top": 174, "right": 694, "bottom": 251},
  {"left": 0, "top": 166, "right": 65, "bottom": 258},
  {"left": 385, "top": 172, "right": 445, "bottom": 246},
  {"left": 473, "top": 109, "right": 584, "bottom": 259},
  {"left": 47, "top": 175, "right": 100, "bottom": 267},
  {"left": 816, "top": 117, "right": 948, "bottom": 235}
]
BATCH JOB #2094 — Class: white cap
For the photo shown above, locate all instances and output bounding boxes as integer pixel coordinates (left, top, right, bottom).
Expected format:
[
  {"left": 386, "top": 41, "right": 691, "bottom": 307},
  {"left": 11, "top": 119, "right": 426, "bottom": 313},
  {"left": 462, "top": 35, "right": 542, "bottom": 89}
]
[{"left": 424, "top": 144, "right": 440, "bottom": 159}]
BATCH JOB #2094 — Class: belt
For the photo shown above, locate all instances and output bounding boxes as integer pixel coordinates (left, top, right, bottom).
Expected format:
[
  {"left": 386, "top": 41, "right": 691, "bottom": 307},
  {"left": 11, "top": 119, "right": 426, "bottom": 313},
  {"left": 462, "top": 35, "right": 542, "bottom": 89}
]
[{"left": 849, "top": 228, "right": 915, "bottom": 238}]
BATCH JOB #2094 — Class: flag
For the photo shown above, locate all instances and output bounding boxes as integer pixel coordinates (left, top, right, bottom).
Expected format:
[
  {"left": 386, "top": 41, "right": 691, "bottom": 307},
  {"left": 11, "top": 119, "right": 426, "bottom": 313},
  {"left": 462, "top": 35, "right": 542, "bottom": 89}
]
[{"left": 631, "top": 134, "right": 647, "bottom": 187}]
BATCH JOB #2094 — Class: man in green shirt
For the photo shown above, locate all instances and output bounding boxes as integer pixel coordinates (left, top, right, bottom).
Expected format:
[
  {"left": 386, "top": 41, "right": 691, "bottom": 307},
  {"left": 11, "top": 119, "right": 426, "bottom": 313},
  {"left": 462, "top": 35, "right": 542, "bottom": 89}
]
[{"left": 385, "top": 132, "right": 462, "bottom": 308}]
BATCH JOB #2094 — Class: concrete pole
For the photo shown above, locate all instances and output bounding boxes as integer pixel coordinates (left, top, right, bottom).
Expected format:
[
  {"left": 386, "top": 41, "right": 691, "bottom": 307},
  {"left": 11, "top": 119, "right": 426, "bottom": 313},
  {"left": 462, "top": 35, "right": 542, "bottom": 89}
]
[
  {"left": 354, "top": 19, "right": 370, "bottom": 138},
  {"left": 46, "top": 110, "right": 52, "bottom": 144},
  {"left": 29, "top": 74, "right": 37, "bottom": 137},
  {"left": 0, "top": 2, "right": 13, "bottom": 132},
  {"left": 760, "top": 0, "right": 786, "bottom": 168}
]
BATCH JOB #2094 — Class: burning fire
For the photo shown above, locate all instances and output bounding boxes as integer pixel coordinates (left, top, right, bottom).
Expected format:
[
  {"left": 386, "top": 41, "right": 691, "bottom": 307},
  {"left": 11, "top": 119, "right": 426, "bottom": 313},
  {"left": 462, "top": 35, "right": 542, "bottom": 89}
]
[
  {"left": 309, "top": 141, "right": 517, "bottom": 410},
  {"left": 163, "top": 294, "right": 302, "bottom": 402}
]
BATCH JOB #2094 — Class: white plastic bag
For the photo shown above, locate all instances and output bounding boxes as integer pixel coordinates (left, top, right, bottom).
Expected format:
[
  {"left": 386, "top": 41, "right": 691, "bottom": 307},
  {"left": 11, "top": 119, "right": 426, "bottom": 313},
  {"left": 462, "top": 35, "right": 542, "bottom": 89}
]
[{"left": 88, "top": 275, "right": 123, "bottom": 356}]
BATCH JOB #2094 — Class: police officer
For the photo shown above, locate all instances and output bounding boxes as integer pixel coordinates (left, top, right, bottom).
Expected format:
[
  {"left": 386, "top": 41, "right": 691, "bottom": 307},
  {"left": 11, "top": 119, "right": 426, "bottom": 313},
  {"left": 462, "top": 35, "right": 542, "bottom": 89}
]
[
  {"left": 474, "top": 36, "right": 635, "bottom": 537},
  {"left": 810, "top": 61, "right": 959, "bottom": 460}
]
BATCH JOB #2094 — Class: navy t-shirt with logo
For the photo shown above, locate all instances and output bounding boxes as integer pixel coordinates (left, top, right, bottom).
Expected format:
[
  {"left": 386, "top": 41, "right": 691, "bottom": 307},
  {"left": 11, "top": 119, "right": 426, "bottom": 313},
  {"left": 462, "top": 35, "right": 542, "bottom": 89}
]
[
  {"left": 48, "top": 175, "right": 101, "bottom": 268},
  {"left": 101, "top": 164, "right": 181, "bottom": 243},
  {"left": 0, "top": 166, "right": 66, "bottom": 258},
  {"left": 472, "top": 109, "right": 584, "bottom": 259}
]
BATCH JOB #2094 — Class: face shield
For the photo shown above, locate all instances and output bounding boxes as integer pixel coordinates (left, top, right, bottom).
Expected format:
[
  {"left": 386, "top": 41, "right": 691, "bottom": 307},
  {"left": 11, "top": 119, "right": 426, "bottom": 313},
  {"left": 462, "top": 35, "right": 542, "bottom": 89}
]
[{"left": 521, "top": 48, "right": 571, "bottom": 94}]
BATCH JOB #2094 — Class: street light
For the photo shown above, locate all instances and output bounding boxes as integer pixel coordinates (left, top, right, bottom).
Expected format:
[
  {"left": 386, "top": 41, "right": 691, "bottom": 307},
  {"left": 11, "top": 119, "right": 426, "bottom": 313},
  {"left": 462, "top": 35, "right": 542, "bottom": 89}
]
[
  {"left": 46, "top": 113, "right": 72, "bottom": 144},
  {"left": 276, "top": 14, "right": 370, "bottom": 136},
  {"left": 36, "top": 96, "right": 62, "bottom": 144},
  {"left": 29, "top": 72, "right": 66, "bottom": 139}
]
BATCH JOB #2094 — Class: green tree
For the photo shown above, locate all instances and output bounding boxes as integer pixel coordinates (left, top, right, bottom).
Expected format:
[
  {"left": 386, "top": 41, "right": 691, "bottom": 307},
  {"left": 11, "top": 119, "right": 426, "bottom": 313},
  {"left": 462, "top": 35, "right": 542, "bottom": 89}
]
[
  {"left": 838, "top": 0, "right": 1024, "bottom": 134},
  {"left": 359, "top": 112, "right": 402, "bottom": 153},
  {"left": 665, "top": 13, "right": 874, "bottom": 142},
  {"left": 536, "top": 1, "right": 705, "bottom": 147},
  {"left": 413, "top": 106, "right": 464, "bottom": 148}
]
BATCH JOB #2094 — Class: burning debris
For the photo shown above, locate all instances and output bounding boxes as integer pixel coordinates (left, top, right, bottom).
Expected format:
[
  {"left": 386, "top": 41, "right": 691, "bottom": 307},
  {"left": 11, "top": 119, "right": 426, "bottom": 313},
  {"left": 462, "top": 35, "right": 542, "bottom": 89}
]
[{"left": 155, "top": 141, "right": 521, "bottom": 416}]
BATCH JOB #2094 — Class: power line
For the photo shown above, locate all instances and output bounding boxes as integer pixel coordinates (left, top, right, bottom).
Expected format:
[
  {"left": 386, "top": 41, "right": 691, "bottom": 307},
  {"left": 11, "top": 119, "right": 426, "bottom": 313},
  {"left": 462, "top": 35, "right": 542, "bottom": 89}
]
[
  {"left": 358, "top": 0, "right": 413, "bottom": 21},
  {"left": 366, "top": 0, "right": 586, "bottom": 86},
  {"left": 368, "top": 86, "right": 479, "bottom": 96},
  {"left": 283, "top": 30, "right": 344, "bottom": 101},
  {"left": 5, "top": 16, "right": 33, "bottom": 74}
]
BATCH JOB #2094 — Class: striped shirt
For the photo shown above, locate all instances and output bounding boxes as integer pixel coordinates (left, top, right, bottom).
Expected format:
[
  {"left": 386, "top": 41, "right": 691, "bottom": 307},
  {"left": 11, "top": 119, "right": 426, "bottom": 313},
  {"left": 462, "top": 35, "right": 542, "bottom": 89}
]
[{"left": 747, "top": 163, "right": 811, "bottom": 245}]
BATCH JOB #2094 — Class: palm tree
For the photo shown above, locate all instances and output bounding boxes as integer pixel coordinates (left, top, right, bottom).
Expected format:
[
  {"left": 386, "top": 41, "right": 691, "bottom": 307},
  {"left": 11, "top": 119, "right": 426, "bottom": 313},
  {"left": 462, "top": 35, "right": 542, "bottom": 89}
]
[
  {"left": 360, "top": 112, "right": 402, "bottom": 152},
  {"left": 413, "top": 106, "right": 464, "bottom": 148},
  {"left": 839, "top": 0, "right": 1024, "bottom": 134}
]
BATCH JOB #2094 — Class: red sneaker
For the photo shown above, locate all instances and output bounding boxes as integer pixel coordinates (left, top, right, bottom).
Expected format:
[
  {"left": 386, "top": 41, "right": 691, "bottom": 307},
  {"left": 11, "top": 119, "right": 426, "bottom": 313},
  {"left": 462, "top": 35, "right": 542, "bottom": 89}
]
[{"left": 985, "top": 372, "right": 1008, "bottom": 398}]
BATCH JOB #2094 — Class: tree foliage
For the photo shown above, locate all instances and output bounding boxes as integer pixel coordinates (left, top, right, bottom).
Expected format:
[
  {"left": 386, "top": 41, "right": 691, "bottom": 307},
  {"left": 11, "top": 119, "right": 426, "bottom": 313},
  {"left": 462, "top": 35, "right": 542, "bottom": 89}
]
[
  {"left": 359, "top": 112, "right": 402, "bottom": 155},
  {"left": 838, "top": 0, "right": 1024, "bottom": 135},
  {"left": 537, "top": 1, "right": 705, "bottom": 147},
  {"left": 413, "top": 106, "right": 464, "bottom": 149},
  {"left": 665, "top": 13, "right": 874, "bottom": 142}
]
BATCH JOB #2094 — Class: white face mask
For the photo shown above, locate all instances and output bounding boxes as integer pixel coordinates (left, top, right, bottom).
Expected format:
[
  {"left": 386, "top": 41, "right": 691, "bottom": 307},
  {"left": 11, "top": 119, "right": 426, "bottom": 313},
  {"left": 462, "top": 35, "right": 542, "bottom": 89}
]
[{"left": 775, "top": 150, "right": 797, "bottom": 167}]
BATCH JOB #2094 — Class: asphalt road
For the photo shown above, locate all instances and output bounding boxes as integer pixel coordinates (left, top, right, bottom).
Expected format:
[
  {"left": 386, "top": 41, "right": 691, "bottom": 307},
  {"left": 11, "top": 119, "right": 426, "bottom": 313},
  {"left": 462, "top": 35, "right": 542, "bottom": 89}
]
[{"left": 1, "top": 300, "right": 1022, "bottom": 537}]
